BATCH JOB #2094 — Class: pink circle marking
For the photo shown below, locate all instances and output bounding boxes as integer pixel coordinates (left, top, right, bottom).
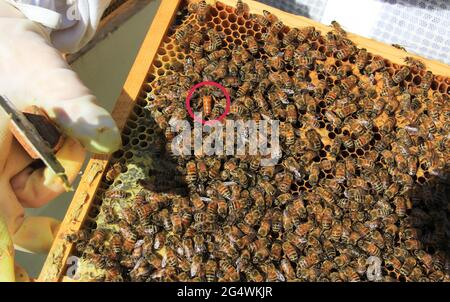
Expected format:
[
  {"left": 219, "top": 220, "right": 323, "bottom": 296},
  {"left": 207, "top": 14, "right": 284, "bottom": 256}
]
[{"left": 185, "top": 81, "right": 231, "bottom": 125}]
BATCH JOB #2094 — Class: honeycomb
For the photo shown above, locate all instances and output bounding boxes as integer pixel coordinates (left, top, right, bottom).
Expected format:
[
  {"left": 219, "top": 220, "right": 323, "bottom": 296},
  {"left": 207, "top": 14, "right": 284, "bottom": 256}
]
[{"left": 65, "top": 0, "right": 449, "bottom": 282}]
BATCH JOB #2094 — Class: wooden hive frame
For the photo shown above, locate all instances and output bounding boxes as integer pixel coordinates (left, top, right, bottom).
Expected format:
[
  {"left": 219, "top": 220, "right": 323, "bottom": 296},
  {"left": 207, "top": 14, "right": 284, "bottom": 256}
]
[{"left": 39, "top": 0, "right": 450, "bottom": 282}]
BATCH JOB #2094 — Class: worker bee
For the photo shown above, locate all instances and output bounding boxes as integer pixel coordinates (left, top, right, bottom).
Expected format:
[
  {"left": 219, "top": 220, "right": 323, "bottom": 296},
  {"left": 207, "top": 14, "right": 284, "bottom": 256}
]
[
  {"left": 245, "top": 266, "right": 264, "bottom": 282},
  {"left": 298, "top": 252, "right": 320, "bottom": 270},
  {"left": 106, "top": 162, "right": 122, "bottom": 182},
  {"left": 392, "top": 66, "right": 410, "bottom": 84},
  {"left": 365, "top": 58, "right": 385, "bottom": 74},
  {"left": 400, "top": 257, "right": 417, "bottom": 276},
  {"left": 235, "top": 0, "right": 249, "bottom": 16},
  {"left": 354, "top": 130, "right": 373, "bottom": 149},
  {"left": 296, "top": 26, "right": 315, "bottom": 42},
  {"left": 341, "top": 132, "right": 354, "bottom": 149},
  {"left": 245, "top": 35, "right": 259, "bottom": 55},
  {"left": 195, "top": 0, "right": 210, "bottom": 23},
  {"left": 104, "top": 188, "right": 128, "bottom": 199},
  {"left": 355, "top": 48, "right": 369, "bottom": 70},
  {"left": 404, "top": 56, "right": 425, "bottom": 70},
  {"left": 308, "top": 163, "right": 320, "bottom": 186}
]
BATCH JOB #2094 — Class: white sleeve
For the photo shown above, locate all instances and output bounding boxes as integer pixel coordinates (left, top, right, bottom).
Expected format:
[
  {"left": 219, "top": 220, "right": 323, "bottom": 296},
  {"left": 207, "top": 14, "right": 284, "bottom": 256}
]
[{"left": 4, "top": 0, "right": 111, "bottom": 53}]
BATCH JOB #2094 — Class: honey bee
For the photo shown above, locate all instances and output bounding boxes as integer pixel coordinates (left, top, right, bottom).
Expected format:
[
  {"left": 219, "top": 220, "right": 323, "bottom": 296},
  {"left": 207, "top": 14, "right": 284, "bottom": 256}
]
[
  {"left": 404, "top": 239, "right": 421, "bottom": 251},
  {"left": 404, "top": 56, "right": 425, "bottom": 70},
  {"left": 412, "top": 250, "right": 433, "bottom": 271},
  {"left": 196, "top": 0, "right": 210, "bottom": 23},
  {"left": 355, "top": 48, "right": 369, "bottom": 70},
  {"left": 235, "top": 0, "right": 249, "bottom": 16},
  {"left": 245, "top": 35, "right": 259, "bottom": 55},
  {"left": 365, "top": 58, "right": 385, "bottom": 74},
  {"left": 305, "top": 128, "right": 322, "bottom": 151},
  {"left": 206, "top": 29, "right": 222, "bottom": 52},
  {"left": 354, "top": 130, "right": 373, "bottom": 148},
  {"left": 280, "top": 258, "right": 296, "bottom": 281},
  {"left": 88, "top": 228, "right": 107, "bottom": 250},
  {"left": 193, "top": 234, "right": 206, "bottom": 255},
  {"left": 220, "top": 260, "right": 240, "bottom": 281},
  {"left": 277, "top": 172, "right": 293, "bottom": 193},
  {"left": 297, "top": 252, "right": 320, "bottom": 269},
  {"left": 104, "top": 188, "right": 128, "bottom": 199},
  {"left": 420, "top": 70, "right": 433, "bottom": 93},
  {"left": 341, "top": 132, "right": 354, "bottom": 149},
  {"left": 267, "top": 55, "right": 284, "bottom": 70},
  {"left": 175, "top": 23, "right": 193, "bottom": 44},
  {"left": 106, "top": 162, "right": 122, "bottom": 182},
  {"left": 297, "top": 26, "right": 315, "bottom": 42},
  {"left": 400, "top": 257, "right": 417, "bottom": 276},
  {"left": 392, "top": 66, "right": 410, "bottom": 84},
  {"left": 245, "top": 265, "right": 265, "bottom": 282}
]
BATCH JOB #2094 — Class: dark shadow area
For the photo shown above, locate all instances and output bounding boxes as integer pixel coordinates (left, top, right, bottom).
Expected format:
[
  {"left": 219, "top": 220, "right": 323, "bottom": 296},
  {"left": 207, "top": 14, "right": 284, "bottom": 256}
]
[{"left": 401, "top": 169, "right": 450, "bottom": 280}]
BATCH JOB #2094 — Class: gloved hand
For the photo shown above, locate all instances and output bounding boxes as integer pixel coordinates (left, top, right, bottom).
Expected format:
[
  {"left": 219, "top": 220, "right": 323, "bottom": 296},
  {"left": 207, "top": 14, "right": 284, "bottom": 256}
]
[{"left": 0, "top": 0, "right": 120, "bottom": 281}]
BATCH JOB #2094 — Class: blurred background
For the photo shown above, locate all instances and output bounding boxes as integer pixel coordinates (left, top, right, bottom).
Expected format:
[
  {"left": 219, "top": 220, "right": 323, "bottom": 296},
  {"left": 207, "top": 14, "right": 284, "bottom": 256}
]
[{"left": 16, "top": 0, "right": 450, "bottom": 278}]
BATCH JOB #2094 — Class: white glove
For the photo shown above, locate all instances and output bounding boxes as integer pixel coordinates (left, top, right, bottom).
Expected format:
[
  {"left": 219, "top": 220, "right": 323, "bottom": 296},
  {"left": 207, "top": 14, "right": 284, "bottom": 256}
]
[{"left": 0, "top": 0, "right": 120, "bottom": 281}]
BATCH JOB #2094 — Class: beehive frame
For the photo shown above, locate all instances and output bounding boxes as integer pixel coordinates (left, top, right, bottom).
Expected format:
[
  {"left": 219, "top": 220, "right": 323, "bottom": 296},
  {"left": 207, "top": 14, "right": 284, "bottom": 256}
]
[{"left": 39, "top": 0, "right": 450, "bottom": 282}]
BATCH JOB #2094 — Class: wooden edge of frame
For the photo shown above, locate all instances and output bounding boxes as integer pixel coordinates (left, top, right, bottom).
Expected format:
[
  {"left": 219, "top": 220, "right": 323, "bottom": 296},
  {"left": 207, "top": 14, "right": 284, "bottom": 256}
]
[{"left": 38, "top": 0, "right": 183, "bottom": 282}]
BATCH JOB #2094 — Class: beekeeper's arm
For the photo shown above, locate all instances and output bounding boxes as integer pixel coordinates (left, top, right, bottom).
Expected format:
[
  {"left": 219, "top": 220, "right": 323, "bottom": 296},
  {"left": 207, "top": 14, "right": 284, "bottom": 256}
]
[{"left": 0, "top": 0, "right": 120, "bottom": 281}]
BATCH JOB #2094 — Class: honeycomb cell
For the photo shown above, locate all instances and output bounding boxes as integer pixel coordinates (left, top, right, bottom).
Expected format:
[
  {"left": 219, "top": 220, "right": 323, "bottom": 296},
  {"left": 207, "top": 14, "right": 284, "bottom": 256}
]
[
  {"left": 237, "top": 16, "right": 245, "bottom": 25},
  {"left": 431, "top": 80, "right": 439, "bottom": 90},
  {"left": 154, "top": 59, "right": 162, "bottom": 68},
  {"left": 219, "top": 11, "right": 227, "bottom": 19}
]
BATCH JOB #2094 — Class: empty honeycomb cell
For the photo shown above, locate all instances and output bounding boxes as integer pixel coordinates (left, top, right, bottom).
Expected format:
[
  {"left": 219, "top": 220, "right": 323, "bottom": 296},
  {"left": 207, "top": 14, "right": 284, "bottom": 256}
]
[
  {"left": 157, "top": 69, "right": 165, "bottom": 76},
  {"left": 222, "top": 19, "right": 230, "bottom": 28},
  {"left": 161, "top": 55, "right": 170, "bottom": 62},
  {"left": 219, "top": 11, "right": 227, "bottom": 19},
  {"left": 157, "top": 48, "right": 167, "bottom": 56},
  {"left": 88, "top": 206, "right": 100, "bottom": 219},
  {"left": 154, "top": 59, "right": 162, "bottom": 68},
  {"left": 130, "top": 138, "right": 139, "bottom": 146},
  {"left": 215, "top": 24, "right": 223, "bottom": 31},
  {"left": 126, "top": 120, "right": 137, "bottom": 129},
  {"left": 438, "top": 83, "right": 446, "bottom": 93},
  {"left": 225, "top": 5, "right": 233, "bottom": 14},
  {"left": 238, "top": 26, "right": 246, "bottom": 34},
  {"left": 356, "top": 149, "right": 364, "bottom": 156},
  {"left": 417, "top": 176, "right": 426, "bottom": 184},
  {"left": 430, "top": 80, "right": 439, "bottom": 90},
  {"left": 237, "top": 16, "right": 245, "bottom": 25},
  {"left": 224, "top": 28, "right": 232, "bottom": 35},
  {"left": 213, "top": 17, "right": 221, "bottom": 24}
]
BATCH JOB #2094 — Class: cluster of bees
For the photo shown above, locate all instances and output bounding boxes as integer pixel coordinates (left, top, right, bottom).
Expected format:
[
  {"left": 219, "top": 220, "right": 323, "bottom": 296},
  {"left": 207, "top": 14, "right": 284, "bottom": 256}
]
[{"left": 68, "top": 0, "right": 449, "bottom": 282}]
